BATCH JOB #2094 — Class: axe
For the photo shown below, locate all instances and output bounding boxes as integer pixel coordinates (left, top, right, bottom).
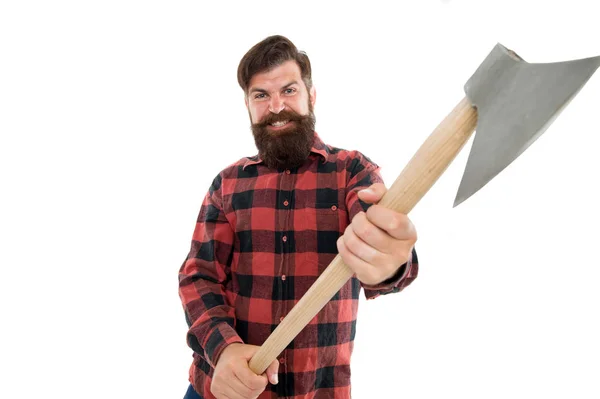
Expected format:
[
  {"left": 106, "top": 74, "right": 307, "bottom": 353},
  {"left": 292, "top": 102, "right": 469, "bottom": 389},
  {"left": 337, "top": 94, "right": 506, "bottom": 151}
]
[{"left": 248, "top": 44, "right": 600, "bottom": 374}]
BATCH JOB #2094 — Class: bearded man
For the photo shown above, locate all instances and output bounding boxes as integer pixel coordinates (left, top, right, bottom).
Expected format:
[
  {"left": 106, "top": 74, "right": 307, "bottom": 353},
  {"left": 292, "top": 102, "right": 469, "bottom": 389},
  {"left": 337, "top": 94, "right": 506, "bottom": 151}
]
[{"left": 179, "top": 35, "right": 419, "bottom": 399}]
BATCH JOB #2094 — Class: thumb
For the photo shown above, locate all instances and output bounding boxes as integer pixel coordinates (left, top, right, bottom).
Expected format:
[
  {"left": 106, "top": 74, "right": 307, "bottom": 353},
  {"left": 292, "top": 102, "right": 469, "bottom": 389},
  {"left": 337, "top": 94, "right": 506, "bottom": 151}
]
[
  {"left": 265, "top": 359, "right": 279, "bottom": 385},
  {"left": 357, "top": 183, "right": 387, "bottom": 204}
]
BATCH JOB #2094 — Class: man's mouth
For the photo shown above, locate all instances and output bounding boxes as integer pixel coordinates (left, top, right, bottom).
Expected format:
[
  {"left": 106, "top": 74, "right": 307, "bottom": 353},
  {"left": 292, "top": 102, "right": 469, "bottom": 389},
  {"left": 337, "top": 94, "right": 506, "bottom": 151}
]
[{"left": 268, "top": 120, "right": 294, "bottom": 130}]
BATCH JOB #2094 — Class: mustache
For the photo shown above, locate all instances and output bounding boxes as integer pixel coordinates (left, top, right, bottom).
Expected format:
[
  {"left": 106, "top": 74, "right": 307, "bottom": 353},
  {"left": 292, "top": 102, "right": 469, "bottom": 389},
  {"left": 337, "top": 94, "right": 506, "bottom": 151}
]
[{"left": 252, "top": 109, "right": 306, "bottom": 128}]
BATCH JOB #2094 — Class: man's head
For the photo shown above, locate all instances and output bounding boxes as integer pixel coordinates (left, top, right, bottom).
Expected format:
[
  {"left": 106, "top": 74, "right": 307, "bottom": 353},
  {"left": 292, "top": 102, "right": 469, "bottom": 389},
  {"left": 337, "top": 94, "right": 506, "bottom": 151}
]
[{"left": 237, "top": 35, "right": 317, "bottom": 170}]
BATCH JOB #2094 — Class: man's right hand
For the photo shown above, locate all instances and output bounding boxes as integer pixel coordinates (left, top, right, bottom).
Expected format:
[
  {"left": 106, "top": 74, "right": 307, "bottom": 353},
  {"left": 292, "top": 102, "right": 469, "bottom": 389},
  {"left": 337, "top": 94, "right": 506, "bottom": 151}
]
[{"left": 211, "top": 343, "right": 279, "bottom": 399}]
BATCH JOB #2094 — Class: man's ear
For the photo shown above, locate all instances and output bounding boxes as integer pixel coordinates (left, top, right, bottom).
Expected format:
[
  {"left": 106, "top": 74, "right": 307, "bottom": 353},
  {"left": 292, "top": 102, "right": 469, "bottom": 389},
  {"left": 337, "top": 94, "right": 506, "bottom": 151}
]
[
  {"left": 309, "top": 86, "right": 316, "bottom": 108},
  {"left": 244, "top": 94, "right": 249, "bottom": 109}
]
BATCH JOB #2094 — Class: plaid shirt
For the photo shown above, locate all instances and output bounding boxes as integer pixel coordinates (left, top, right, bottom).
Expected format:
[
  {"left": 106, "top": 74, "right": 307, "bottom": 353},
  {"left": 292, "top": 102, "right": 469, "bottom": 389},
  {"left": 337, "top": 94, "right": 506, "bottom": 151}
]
[{"left": 179, "top": 133, "right": 418, "bottom": 398}]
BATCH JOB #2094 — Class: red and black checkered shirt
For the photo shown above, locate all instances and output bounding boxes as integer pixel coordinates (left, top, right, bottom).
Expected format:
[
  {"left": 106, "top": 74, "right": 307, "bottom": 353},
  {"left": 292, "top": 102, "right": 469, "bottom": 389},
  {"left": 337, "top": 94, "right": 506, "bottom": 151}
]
[{"left": 179, "top": 133, "right": 418, "bottom": 398}]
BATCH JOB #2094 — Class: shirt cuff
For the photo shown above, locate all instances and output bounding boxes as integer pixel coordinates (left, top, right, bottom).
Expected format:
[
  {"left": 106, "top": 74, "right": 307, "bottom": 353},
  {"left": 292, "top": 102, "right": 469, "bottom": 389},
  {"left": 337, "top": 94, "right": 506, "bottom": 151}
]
[
  {"left": 362, "top": 260, "right": 409, "bottom": 291},
  {"left": 204, "top": 324, "right": 244, "bottom": 368},
  {"left": 361, "top": 248, "right": 416, "bottom": 300}
]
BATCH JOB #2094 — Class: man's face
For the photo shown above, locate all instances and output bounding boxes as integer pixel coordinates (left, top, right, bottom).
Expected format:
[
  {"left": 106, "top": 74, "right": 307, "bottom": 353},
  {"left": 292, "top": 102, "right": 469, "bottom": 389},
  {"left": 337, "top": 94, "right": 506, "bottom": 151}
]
[{"left": 245, "top": 60, "right": 317, "bottom": 169}]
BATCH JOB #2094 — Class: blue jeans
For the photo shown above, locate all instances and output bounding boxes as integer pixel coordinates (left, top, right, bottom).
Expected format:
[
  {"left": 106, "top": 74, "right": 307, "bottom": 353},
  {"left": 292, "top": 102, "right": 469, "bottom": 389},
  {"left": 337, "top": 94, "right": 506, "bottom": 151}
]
[{"left": 184, "top": 384, "right": 203, "bottom": 399}]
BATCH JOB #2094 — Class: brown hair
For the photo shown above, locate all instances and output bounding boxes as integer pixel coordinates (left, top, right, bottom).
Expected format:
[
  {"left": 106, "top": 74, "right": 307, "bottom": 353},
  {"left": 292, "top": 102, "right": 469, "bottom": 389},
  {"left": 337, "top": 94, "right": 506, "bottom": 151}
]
[{"left": 237, "top": 35, "right": 313, "bottom": 95}]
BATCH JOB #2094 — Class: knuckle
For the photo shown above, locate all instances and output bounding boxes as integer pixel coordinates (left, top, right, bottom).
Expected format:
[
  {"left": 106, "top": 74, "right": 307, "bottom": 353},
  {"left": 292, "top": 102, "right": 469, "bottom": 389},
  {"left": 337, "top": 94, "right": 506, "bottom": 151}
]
[
  {"left": 391, "top": 214, "right": 409, "bottom": 232},
  {"left": 355, "top": 221, "right": 371, "bottom": 239},
  {"left": 345, "top": 222, "right": 355, "bottom": 235},
  {"left": 213, "top": 372, "right": 223, "bottom": 383},
  {"left": 225, "top": 363, "right": 235, "bottom": 373},
  {"left": 366, "top": 203, "right": 378, "bottom": 217},
  {"left": 344, "top": 234, "right": 356, "bottom": 251},
  {"left": 336, "top": 236, "right": 345, "bottom": 252},
  {"left": 345, "top": 234, "right": 361, "bottom": 254},
  {"left": 410, "top": 223, "right": 418, "bottom": 240},
  {"left": 388, "top": 215, "right": 402, "bottom": 231},
  {"left": 364, "top": 246, "right": 377, "bottom": 262},
  {"left": 355, "top": 217, "right": 366, "bottom": 231}
]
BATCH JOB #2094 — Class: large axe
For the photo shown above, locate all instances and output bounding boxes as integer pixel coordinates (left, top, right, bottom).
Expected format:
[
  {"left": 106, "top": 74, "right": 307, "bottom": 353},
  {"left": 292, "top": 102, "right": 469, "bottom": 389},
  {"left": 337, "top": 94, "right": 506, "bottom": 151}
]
[{"left": 248, "top": 44, "right": 600, "bottom": 374}]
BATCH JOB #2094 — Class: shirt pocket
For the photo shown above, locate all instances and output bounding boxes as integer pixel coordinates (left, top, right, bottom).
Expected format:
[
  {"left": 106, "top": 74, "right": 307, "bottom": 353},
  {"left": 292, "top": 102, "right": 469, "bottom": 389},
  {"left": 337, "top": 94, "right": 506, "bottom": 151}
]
[{"left": 314, "top": 202, "right": 342, "bottom": 233}]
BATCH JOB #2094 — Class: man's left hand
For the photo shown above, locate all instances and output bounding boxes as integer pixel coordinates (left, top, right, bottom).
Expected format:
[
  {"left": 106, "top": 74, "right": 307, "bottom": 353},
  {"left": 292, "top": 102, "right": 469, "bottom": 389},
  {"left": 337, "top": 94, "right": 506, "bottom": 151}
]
[{"left": 337, "top": 183, "right": 417, "bottom": 286}]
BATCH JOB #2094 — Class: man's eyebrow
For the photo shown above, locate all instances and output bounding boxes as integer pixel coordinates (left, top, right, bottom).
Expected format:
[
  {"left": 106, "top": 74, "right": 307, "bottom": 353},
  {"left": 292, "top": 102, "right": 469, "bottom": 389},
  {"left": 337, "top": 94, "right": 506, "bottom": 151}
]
[
  {"left": 249, "top": 81, "right": 300, "bottom": 94},
  {"left": 249, "top": 87, "right": 268, "bottom": 94},
  {"left": 281, "top": 81, "right": 300, "bottom": 89}
]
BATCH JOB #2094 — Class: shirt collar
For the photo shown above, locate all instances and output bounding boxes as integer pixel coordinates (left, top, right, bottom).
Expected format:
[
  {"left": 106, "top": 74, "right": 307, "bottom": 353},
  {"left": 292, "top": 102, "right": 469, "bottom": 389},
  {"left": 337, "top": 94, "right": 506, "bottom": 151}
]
[{"left": 242, "top": 132, "right": 329, "bottom": 170}]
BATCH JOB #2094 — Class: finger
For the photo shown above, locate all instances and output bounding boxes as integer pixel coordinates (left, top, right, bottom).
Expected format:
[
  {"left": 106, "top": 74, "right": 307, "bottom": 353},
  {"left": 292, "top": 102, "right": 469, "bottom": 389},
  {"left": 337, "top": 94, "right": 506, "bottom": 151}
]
[
  {"left": 337, "top": 235, "right": 384, "bottom": 284},
  {"left": 233, "top": 365, "right": 268, "bottom": 392},
  {"left": 214, "top": 391, "right": 233, "bottom": 399},
  {"left": 212, "top": 368, "right": 240, "bottom": 399},
  {"left": 212, "top": 378, "right": 238, "bottom": 399},
  {"left": 265, "top": 359, "right": 279, "bottom": 385},
  {"left": 219, "top": 383, "right": 245, "bottom": 399},
  {"left": 215, "top": 367, "right": 259, "bottom": 399},
  {"left": 357, "top": 183, "right": 387, "bottom": 204},
  {"left": 223, "top": 378, "right": 254, "bottom": 399},
  {"left": 350, "top": 212, "right": 396, "bottom": 255},
  {"left": 232, "top": 344, "right": 269, "bottom": 391},
  {"left": 366, "top": 205, "right": 417, "bottom": 240},
  {"left": 342, "top": 222, "right": 385, "bottom": 265}
]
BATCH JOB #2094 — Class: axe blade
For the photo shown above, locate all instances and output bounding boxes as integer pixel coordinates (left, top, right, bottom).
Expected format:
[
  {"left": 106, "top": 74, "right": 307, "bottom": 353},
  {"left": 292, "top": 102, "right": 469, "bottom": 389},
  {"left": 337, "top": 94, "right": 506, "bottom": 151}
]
[{"left": 454, "top": 44, "right": 600, "bottom": 207}]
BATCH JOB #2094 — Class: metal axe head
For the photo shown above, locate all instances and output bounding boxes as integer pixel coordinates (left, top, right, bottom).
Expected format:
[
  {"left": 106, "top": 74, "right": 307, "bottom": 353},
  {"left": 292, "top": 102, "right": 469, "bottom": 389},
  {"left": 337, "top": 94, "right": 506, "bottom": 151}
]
[{"left": 454, "top": 44, "right": 600, "bottom": 207}]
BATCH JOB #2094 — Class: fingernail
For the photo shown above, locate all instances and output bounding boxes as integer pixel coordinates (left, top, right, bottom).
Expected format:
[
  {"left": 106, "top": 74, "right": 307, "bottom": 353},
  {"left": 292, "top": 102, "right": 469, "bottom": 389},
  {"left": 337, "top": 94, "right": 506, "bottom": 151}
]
[
  {"left": 273, "top": 374, "right": 278, "bottom": 384},
  {"left": 361, "top": 188, "right": 374, "bottom": 195}
]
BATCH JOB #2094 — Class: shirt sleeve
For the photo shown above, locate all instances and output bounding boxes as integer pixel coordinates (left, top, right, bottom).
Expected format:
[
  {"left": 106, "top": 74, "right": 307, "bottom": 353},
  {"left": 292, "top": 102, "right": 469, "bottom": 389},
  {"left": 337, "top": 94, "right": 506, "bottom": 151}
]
[
  {"left": 344, "top": 150, "right": 419, "bottom": 300},
  {"left": 178, "top": 174, "right": 243, "bottom": 368},
  {"left": 361, "top": 247, "right": 419, "bottom": 300}
]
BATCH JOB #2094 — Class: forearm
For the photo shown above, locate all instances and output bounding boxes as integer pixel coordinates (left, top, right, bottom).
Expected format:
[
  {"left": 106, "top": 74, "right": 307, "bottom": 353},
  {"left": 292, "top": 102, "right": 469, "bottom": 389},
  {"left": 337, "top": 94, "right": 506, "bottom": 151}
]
[
  {"left": 179, "top": 258, "right": 243, "bottom": 367},
  {"left": 179, "top": 176, "right": 242, "bottom": 366}
]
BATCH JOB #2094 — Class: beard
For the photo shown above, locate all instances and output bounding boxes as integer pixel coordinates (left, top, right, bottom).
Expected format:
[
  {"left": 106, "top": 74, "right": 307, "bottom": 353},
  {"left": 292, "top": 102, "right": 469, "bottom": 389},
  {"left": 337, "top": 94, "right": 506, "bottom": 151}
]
[{"left": 251, "top": 104, "right": 316, "bottom": 170}]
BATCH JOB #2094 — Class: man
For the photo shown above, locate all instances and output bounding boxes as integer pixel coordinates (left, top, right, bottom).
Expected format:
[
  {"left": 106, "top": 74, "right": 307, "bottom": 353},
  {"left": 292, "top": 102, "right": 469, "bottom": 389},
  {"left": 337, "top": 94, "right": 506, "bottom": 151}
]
[{"left": 179, "top": 35, "right": 419, "bottom": 399}]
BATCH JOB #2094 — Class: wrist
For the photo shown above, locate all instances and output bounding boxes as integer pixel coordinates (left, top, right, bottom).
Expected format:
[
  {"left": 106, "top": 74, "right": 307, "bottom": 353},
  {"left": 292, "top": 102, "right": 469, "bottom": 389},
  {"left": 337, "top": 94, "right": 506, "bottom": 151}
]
[{"left": 215, "top": 342, "right": 243, "bottom": 366}]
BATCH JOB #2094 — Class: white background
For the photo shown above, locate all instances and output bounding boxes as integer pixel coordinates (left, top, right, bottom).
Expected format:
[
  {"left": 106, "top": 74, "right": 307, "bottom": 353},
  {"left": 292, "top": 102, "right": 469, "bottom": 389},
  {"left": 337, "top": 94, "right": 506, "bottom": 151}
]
[{"left": 1, "top": 1, "right": 599, "bottom": 398}]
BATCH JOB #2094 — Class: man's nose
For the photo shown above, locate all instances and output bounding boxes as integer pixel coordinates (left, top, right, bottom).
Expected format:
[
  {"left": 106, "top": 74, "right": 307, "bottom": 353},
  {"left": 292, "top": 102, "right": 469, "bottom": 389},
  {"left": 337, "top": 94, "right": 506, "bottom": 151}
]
[{"left": 268, "top": 95, "right": 285, "bottom": 114}]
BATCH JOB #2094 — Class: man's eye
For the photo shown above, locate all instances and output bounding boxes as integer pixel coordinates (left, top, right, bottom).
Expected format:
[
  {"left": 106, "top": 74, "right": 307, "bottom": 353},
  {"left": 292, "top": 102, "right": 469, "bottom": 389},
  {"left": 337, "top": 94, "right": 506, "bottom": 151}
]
[
  {"left": 284, "top": 88, "right": 296, "bottom": 95},
  {"left": 254, "top": 93, "right": 266, "bottom": 99}
]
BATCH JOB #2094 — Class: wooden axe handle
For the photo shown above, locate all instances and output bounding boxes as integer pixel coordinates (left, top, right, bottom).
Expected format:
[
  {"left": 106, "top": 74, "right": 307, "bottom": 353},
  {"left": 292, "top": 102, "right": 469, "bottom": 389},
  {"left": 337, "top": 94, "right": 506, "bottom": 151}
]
[{"left": 248, "top": 97, "right": 478, "bottom": 374}]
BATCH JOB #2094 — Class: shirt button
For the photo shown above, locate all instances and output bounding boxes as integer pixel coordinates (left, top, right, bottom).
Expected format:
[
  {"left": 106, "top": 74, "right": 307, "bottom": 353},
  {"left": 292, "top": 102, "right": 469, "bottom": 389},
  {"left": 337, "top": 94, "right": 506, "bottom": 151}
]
[
  {"left": 285, "top": 169, "right": 291, "bottom": 175},
  {"left": 281, "top": 274, "right": 286, "bottom": 281},
  {"left": 279, "top": 358, "right": 285, "bottom": 364},
  {"left": 331, "top": 205, "right": 337, "bottom": 211},
  {"left": 282, "top": 236, "right": 287, "bottom": 242},
  {"left": 283, "top": 200, "right": 289, "bottom": 207}
]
